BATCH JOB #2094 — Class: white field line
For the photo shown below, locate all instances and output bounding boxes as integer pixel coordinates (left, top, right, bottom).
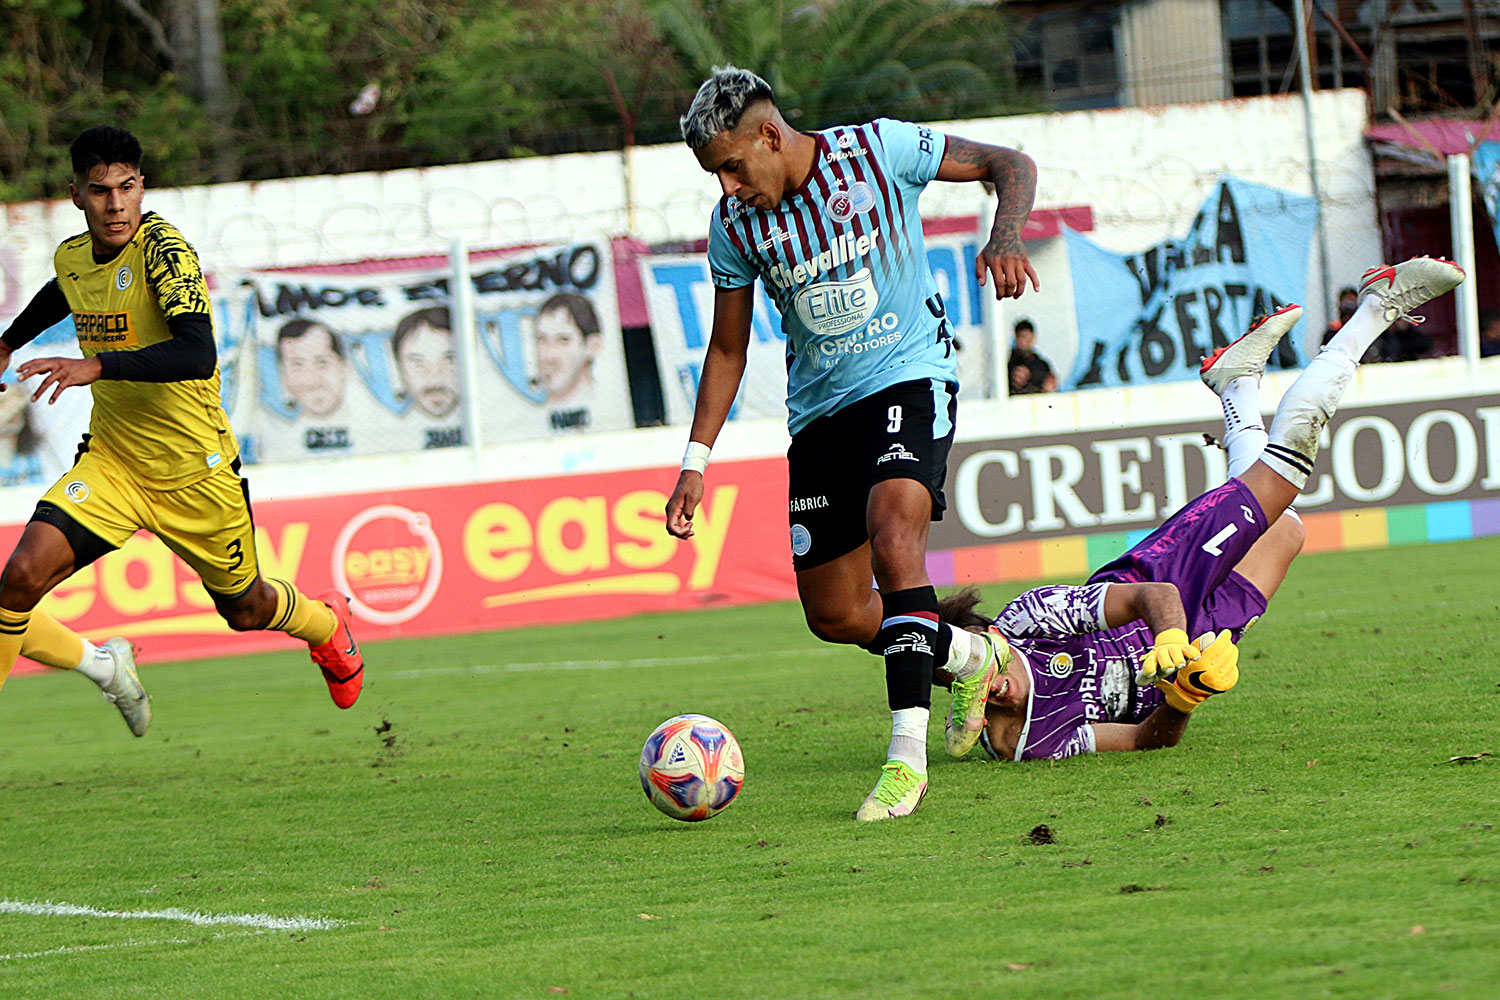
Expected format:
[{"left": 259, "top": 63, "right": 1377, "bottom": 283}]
[
  {"left": 0, "top": 929, "right": 270, "bottom": 964},
  {"left": 385, "top": 646, "right": 846, "bottom": 680},
  {"left": 0, "top": 899, "right": 346, "bottom": 931}
]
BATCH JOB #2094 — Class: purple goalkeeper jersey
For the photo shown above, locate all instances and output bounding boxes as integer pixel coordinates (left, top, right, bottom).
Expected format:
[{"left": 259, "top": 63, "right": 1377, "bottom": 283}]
[{"left": 983, "top": 480, "right": 1272, "bottom": 762}]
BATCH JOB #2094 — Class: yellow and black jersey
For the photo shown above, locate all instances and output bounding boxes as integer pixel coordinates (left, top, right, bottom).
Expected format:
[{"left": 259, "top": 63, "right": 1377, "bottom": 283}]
[{"left": 54, "top": 212, "right": 237, "bottom": 489}]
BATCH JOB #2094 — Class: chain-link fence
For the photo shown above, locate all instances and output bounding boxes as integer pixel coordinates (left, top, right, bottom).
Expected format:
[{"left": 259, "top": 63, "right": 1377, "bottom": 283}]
[{"left": 0, "top": 90, "right": 1416, "bottom": 489}]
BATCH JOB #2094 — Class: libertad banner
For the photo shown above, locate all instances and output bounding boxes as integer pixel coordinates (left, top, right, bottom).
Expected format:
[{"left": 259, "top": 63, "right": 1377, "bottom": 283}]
[
  {"left": 216, "top": 242, "right": 633, "bottom": 464},
  {"left": 1061, "top": 177, "right": 1316, "bottom": 390}
]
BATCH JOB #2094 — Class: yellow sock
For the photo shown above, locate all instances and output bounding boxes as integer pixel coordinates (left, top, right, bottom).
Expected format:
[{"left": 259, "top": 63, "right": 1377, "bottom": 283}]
[
  {"left": 0, "top": 606, "right": 33, "bottom": 695},
  {"left": 20, "top": 609, "right": 85, "bottom": 671},
  {"left": 266, "top": 579, "right": 337, "bottom": 646}
]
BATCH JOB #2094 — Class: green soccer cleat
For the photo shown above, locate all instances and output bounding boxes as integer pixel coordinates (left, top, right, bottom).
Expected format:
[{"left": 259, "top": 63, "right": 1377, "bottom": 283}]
[
  {"left": 854, "top": 760, "right": 928, "bottom": 821},
  {"left": 944, "top": 632, "right": 1010, "bottom": 758},
  {"left": 100, "top": 638, "right": 150, "bottom": 737}
]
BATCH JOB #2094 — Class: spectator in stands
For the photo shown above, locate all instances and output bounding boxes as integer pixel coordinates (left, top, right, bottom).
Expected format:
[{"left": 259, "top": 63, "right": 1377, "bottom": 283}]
[
  {"left": 1375, "top": 315, "right": 1432, "bottom": 362},
  {"left": 1322, "top": 284, "right": 1430, "bottom": 363},
  {"left": 1322, "top": 286, "right": 1358, "bottom": 347},
  {"left": 1007, "top": 319, "right": 1054, "bottom": 395},
  {"left": 1480, "top": 308, "right": 1500, "bottom": 358}
]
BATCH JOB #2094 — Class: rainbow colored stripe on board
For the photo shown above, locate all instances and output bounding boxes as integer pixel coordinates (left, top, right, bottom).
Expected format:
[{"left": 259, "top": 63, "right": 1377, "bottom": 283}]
[{"left": 926, "top": 498, "right": 1500, "bottom": 587}]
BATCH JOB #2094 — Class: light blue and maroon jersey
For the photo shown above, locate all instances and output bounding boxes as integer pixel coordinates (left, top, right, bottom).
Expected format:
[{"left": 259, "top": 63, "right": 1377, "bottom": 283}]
[{"left": 706, "top": 118, "right": 957, "bottom": 434}]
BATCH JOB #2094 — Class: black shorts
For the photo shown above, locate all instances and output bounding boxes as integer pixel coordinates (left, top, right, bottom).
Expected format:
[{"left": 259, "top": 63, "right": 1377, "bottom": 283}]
[{"left": 786, "top": 379, "right": 957, "bottom": 571}]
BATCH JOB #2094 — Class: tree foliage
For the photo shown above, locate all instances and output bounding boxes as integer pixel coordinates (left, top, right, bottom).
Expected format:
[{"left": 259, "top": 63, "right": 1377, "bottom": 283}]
[{"left": 0, "top": 0, "right": 1025, "bottom": 200}]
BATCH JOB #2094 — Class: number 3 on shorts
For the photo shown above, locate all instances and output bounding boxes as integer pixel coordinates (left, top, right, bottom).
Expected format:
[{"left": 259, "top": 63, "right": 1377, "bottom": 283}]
[
  {"left": 227, "top": 537, "right": 245, "bottom": 571},
  {"left": 887, "top": 405, "right": 902, "bottom": 432}
]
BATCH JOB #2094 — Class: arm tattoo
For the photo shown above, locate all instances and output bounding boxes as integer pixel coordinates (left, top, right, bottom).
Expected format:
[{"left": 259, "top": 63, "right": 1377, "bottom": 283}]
[{"left": 946, "top": 136, "right": 1038, "bottom": 257}]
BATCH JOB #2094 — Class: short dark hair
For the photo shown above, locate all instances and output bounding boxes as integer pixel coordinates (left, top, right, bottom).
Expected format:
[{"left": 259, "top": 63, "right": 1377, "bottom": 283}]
[
  {"left": 1013, "top": 319, "right": 1035, "bottom": 335},
  {"left": 1479, "top": 307, "right": 1500, "bottom": 332},
  {"left": 276, "top": 318, "right": 343, "bottom": 359},
  {"left": 680, "top": 66, "right": 776, "bottom": 149},
  {"left": 537, "top": 292, "right": 600, "bottom": 337},
  {"left": 71, "top": 126, "right": 143, "bottom": 178},
  {"left": 393, "top": 306, "right": 451, "bottom": 354}
]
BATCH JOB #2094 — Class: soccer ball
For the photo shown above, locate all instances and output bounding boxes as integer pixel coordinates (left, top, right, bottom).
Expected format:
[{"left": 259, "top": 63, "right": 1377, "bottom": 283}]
[{"left": 638, "top": 714, "right": 744, "bottom": 821}]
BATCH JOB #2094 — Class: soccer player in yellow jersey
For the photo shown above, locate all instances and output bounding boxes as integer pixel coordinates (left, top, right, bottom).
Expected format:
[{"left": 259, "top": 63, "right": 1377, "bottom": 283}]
[{"left": 0, "top": 125, "right": 365, "bottom": 735}]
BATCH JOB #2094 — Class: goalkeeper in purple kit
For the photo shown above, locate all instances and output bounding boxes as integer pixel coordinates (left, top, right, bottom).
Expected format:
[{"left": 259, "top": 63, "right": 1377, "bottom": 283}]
[{"left": 937, "top": 257, "right": 1465, "bottom": 762}]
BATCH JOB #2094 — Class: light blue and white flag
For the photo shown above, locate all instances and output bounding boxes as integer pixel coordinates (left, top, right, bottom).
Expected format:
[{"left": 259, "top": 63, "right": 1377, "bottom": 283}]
[
  {"left": 1062, "top": 177, "right": 1317, "bottom": 389},
  {"left": 1473, "top": 142, "right": 1500, "bottom": 259}
]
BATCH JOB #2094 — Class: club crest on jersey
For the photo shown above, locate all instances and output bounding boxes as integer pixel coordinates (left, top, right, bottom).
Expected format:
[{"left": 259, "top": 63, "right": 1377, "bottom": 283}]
[
  {"left": 826, "top": 181, "right": 874, "bottom": 223},
  {"left": 115, "top": 266, "right": 133, "bottom": 291},
  {"left": 1046, "top": 652, "right": 1074, "bottom": 677},
  {"left": 65, "top": 481, "right": 90, "bottom": 503},
  {"left": 790, "top": 523, "right": 812, "bottom": 557}
]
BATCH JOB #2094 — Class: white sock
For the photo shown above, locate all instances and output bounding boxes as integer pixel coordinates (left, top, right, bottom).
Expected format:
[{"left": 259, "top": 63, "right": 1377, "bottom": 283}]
[
  {"left": 1262, "top": 351, "right": 1356, "bottom": 489},
  {"left": 1221, "top": 375, "right": 1268, "bottom": 478},
  {"left": 1324, "top": 296, "right": 1390, "bottom": 364},
  {"left": 75, "top": 640, "right": 116, "bottom": 686},
  {"left": 942, "top": 626, "right": 991, "bottom": 681},
  {"left": 888, "top": 707, "right": 929, "bottom": 772}
]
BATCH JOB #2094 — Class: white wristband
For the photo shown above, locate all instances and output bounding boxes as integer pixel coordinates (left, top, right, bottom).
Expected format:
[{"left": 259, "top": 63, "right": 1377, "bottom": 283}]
[{"left": 681, "top": 441, "right": 711, "bottom": 475}]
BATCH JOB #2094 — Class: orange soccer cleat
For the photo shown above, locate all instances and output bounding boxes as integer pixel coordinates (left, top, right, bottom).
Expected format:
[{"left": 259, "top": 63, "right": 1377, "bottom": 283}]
[{"left": 309, "top": 591, "right": 363, "bottom": 709}]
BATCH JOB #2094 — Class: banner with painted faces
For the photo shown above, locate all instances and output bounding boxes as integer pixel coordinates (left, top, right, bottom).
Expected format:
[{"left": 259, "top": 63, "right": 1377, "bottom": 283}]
[
  {"left": 1061, "top": 177, "right": 1317, "bottom": 389},
  {"left": 215, "top": 242, "right": 632, "bottom": 463}
]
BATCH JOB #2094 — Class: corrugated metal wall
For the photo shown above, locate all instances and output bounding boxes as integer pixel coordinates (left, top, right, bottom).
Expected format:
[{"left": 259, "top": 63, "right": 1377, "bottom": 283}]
[{"left": 1119, "top": 0, "right": 1230, "bottom": 105}]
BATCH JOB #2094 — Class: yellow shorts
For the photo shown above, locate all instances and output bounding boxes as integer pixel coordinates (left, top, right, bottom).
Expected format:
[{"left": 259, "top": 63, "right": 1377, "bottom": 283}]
[{"left": 39, "top": 448, "right": 259, "bottom": 598}]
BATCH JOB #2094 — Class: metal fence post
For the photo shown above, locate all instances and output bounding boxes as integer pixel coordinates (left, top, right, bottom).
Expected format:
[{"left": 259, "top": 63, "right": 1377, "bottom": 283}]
[{"left": 450, "top": 238, "right": 485, "bottom": 456}]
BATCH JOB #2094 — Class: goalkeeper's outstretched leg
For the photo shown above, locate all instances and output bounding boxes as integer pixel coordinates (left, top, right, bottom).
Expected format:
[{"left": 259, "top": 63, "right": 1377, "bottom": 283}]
[{"left": 1238, "top": 257, "right": 1465, "bottom": 526}]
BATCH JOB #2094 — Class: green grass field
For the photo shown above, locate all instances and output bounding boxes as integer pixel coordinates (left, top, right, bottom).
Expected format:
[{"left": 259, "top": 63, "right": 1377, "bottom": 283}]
[{"left": 1, "top": 537, "right": 1498, "bottom": 999}]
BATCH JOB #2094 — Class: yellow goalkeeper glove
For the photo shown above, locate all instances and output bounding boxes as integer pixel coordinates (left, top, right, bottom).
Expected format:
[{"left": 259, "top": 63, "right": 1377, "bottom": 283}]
[
  {"left": 1136, "top": 628, "right": 1197, "bottom": 684},
  {"left": 1154, "top": 629, "right": 1239, "bottom": 713}
]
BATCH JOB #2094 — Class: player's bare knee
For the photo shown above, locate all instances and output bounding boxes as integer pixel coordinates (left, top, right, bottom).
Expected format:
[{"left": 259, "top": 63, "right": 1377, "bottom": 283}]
[
  {"left": 0, "top": 553, "right": 61, "bottom": 608},
  {"left": 867, "top": 531, "right": 925, "bottom": 583},
  {"left": 1280, "top": 516, "right": 1306, "bottom": 554},
  {"left": 804, "top": 607, "right": 862, "bottom": 644}
]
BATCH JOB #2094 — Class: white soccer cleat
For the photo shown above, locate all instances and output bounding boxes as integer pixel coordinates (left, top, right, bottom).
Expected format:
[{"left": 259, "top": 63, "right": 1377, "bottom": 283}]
[
  {"left": 1199, "top": 303, "right": 1302, "bottom": 396},
  {"left": 1357, "top": 256, "right": 1466, "bottom": 326},
  {"left": 100, "top": 638, "right": 151, "bottom": 737}
]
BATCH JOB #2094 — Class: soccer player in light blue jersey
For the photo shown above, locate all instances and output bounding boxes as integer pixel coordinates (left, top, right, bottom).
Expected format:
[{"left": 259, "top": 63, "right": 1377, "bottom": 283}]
[{"left": 664, "top": 66, "right": 1040, "bottom": 821}]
